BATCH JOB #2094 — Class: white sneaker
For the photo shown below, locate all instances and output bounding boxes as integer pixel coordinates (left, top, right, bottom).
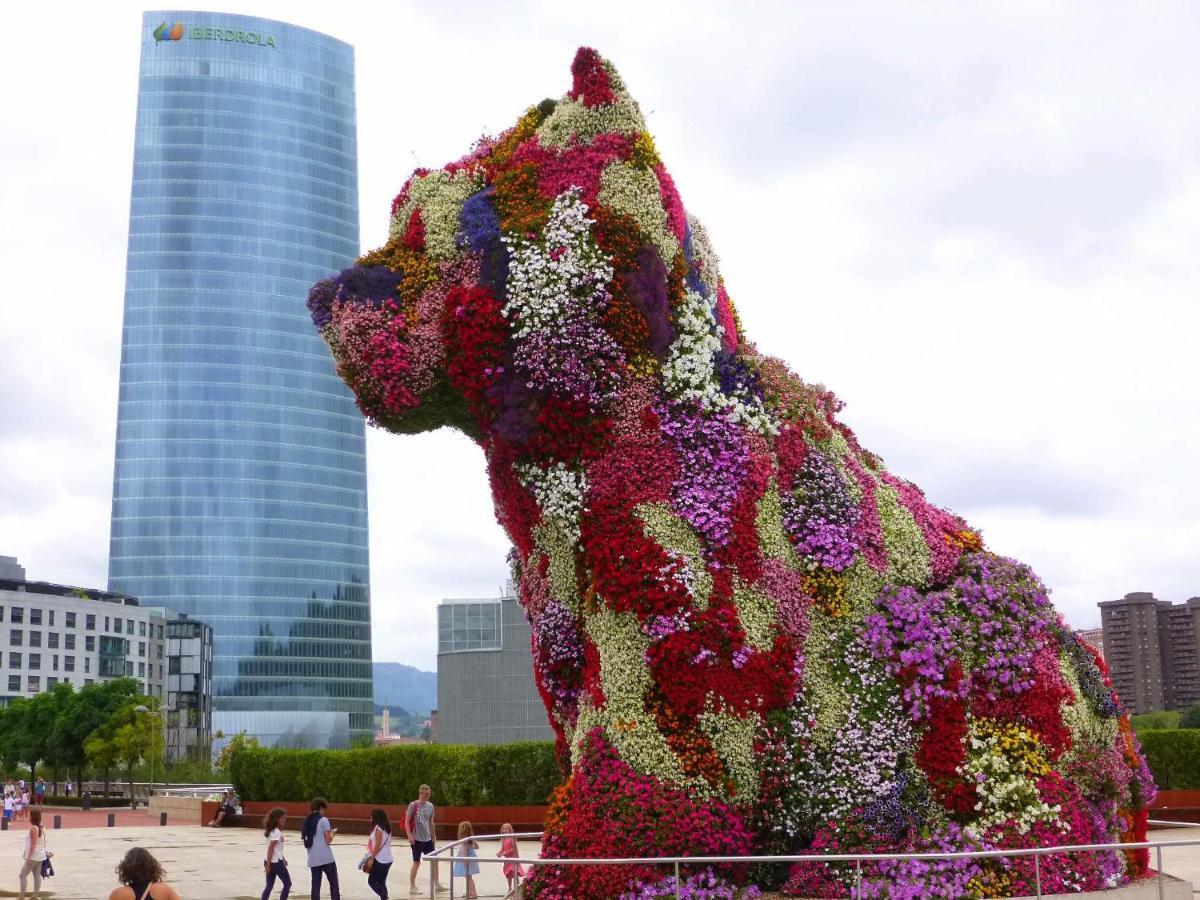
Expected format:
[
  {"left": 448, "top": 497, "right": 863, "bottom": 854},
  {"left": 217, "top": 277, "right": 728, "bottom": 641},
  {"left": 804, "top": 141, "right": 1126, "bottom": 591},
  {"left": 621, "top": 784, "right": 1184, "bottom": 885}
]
[
  {"left": 409, "top": 887, "right": 421, "bottom": 895},
  {"left": 435, "top": 885, "right": 449, "bottom": 894}
]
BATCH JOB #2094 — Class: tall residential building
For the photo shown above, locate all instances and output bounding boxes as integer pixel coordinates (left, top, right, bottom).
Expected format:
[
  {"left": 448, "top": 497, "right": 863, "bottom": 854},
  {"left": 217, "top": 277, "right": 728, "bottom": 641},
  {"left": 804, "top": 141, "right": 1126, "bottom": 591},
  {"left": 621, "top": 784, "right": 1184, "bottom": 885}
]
[
  {"left": 1099, "top": 591, "right": 1200, "bottom": 714},
  {"left": 436, "top": 585, "right": 554, "bottom": 744},
  {"left": 108, "top": 12, "right": 371, "bottom": 748},
  {"left": 0, "top": 557, "right": 213, "bottom": 762}
]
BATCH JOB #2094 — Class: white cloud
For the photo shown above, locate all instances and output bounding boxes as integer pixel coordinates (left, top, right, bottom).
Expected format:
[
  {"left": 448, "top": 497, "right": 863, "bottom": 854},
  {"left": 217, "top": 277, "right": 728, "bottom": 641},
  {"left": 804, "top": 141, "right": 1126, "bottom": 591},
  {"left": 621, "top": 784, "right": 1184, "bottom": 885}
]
[{"left": 2, "top": 1, "right": 1198, "bottom": 674}]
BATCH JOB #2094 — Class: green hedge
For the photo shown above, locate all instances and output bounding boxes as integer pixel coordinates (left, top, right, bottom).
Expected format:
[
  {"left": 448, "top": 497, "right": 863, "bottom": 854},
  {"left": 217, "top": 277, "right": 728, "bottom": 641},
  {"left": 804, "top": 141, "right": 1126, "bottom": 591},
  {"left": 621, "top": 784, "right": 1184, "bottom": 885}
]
[
  {"left": 230, "top": 741, "right": 561, "bottom": 806},
  {"left": 1139, "top": 729, "right": 1200, "bottom": 790}
]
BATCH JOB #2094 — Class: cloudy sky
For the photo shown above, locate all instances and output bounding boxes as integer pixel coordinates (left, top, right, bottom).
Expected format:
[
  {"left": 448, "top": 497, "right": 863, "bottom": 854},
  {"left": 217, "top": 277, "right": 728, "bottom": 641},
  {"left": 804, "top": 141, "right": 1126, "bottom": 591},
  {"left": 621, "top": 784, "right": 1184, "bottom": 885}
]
[{"left": 1, "top": 2, "right": 1197, "bottom": 671}]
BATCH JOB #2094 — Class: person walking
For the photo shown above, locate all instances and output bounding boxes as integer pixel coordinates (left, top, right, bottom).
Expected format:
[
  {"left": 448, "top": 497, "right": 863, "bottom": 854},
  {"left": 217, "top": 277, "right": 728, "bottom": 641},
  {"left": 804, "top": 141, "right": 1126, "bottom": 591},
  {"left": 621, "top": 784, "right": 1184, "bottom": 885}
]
[
  {"left": 3, "top": 792, "right": 13, "bottom": 825},
  {"left": 17, "top": 809, "right": 47, "bottom": 900},
  {"left": 107, "top": 847, "right": 182, "bottom": 900},
  {"left": 405, "top": 784, "right": 445, "bottom": 895},
  {"left": 261, "top": 807, "right": 291, "bottom": 900},
  {"left": 364, "top": 808, "right": 394, "bottom": 899},
  {"left": 64, "top": 781, "right": 73, "bottom": 798},
  {"left": 302, "top": 797, "right": 340, "bottom": 900},
  {"left": 496, "top": 823, "right": 526, "bottom": 898},
  {"left": 33, "top": 780, "right": 45, "bottom": 807}
]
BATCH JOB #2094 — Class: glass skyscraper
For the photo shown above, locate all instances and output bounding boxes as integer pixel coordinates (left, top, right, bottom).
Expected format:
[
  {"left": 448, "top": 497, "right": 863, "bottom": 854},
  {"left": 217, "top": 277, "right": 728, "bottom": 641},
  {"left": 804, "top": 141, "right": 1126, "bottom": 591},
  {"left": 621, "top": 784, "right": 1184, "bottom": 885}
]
[{"left": 108, "top": 12, "right": 371, "bottom": 748}]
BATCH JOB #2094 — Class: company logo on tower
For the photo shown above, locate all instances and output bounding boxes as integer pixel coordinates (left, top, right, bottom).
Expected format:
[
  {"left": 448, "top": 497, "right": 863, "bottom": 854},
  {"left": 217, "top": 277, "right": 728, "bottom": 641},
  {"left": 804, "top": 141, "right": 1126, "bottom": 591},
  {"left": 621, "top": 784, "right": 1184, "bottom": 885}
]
[{"left": 152, "top": 22, "right": 184, "bottom": 42}]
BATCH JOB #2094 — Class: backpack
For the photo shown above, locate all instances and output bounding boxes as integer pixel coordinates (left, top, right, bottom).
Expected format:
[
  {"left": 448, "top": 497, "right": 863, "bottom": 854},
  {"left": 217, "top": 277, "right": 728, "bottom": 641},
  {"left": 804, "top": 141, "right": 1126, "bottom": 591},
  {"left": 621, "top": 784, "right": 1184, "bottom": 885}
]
[{"left": 301, "top": 812, "right": 321, "bottom": 850}]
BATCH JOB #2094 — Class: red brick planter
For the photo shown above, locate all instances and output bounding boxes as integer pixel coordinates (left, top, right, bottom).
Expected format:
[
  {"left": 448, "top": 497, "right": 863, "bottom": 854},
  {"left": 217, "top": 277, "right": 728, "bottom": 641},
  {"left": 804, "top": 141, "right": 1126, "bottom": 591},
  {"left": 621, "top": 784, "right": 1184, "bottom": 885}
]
[{"left": 1150, "top": 789, "right": 1200, "bottom": 825}]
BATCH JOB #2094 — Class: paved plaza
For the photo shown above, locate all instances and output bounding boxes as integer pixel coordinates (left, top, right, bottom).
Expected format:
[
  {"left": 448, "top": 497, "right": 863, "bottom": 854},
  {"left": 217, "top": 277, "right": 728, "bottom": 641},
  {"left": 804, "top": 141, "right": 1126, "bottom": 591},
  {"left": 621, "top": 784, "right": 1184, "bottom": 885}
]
[
  {"left": 0, "top": 819, "right": 1197, "bottom": 899},
  {"left": 0, "top": 823, "right": 539, "bottom": 899}
]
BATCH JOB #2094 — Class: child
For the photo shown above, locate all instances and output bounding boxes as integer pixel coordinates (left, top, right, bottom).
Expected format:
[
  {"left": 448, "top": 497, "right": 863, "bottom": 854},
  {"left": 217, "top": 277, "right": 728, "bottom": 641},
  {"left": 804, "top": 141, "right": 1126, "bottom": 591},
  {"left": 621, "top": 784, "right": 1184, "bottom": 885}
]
[
  {"left": 261, "top": 807, "right": 291, "bottom": 900},
  {"left": 3, "top": 792, "right": 13, "bottom": 824},
  {"left": 452, "top": 821, "right": 479, "bottom": 900},
  {"left": 496, "top": 822, "right": 526, "bottom": 897}
]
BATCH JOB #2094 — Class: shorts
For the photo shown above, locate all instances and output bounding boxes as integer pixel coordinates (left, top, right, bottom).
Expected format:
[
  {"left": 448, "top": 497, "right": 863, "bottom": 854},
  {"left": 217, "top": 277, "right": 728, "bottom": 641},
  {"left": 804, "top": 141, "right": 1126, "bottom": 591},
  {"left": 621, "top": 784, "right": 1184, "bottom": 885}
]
[
  {"left": 3, "top": 810, "right": 10, "bottom": 820},
  {"left": 410, "top": 839, "right": 435, "bottom": 862}
]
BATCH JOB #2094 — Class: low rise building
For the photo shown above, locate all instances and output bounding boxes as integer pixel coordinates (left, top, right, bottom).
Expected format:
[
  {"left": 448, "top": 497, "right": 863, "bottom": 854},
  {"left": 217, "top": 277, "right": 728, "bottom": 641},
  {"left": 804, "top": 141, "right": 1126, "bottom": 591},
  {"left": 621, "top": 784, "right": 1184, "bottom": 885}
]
[
  {"left": 436, "top": 585, "right": 554, "bottom": 745},
  {"left": 0, "top": 556, "right": 213, "bottom": 761}
]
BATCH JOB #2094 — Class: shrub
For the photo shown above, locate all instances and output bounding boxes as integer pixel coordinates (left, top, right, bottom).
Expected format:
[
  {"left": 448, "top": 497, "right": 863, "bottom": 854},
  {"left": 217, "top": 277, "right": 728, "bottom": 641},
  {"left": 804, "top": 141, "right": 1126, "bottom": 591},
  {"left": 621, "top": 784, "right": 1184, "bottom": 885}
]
[
  {"left": 230, "top": 741, "right": 560, "bottom": 805},
  {"left": 1131, "top": 711, "right": 1181, "bottom": 731},
  {"left": 1139, "top": 729, "right": 1200, "bottom": 790},
  {"left": 1180, "top": 703, "right": 1200, "bottom": 730}
]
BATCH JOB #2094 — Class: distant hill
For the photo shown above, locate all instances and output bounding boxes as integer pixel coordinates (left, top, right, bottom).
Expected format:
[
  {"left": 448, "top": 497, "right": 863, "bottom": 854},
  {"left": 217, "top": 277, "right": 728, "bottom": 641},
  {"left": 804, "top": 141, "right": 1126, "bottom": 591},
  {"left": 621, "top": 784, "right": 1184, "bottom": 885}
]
[{"left": 373, "top": 662, "right": 437, "bottom": 716}]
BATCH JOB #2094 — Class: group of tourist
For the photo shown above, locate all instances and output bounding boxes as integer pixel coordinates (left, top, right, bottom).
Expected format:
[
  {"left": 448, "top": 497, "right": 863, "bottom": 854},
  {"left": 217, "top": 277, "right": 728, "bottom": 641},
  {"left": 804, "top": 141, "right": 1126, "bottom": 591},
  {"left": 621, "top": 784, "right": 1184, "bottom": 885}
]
[
  {"left": 3, "top": 778, "right": 49, "bottom": 822},
  {"left": 9, "top": 782, "right": 527, "bottom": 899},
  {"left": 252, "top": 783, "right": 524, "bottom": 900}
]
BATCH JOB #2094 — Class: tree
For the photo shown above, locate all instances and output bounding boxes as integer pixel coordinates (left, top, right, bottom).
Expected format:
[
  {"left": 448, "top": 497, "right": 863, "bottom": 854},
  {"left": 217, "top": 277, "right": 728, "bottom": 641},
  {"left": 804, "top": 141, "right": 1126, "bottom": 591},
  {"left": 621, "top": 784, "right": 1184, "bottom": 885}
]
[
  {"left": 55, "top": 678, "right": 141, "bottom": 789},
  {"left": 0, "top": 702, "right": 26, "bottom": 774},
  {"left": 84, "top": 727, "right": 121, "bottom": 797},
  {"left": 112, "top": 703, "right": 164, "bottom": 803},
  {"left": 38, "top": 683, "right": 75, "bottom": 792},
  {"left": 82, "top": 688, "right": 157, "bottom": 799},
  {"left": 1181, "top": 703, "right": 1200, "bottom": 730},
  {"left": 86, "top": 699, "right": 162, "bottom": 802},
  {"left": 6, "top": 690, "right": 63, "bottom": 784},
  {"left": 214, "top": 730, "right": 260, "bottom": 771}
]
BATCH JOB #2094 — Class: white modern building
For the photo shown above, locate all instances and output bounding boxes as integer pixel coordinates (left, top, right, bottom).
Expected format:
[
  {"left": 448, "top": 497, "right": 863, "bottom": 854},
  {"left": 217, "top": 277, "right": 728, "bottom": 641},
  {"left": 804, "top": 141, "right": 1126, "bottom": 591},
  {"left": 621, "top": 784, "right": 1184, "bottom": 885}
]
[
  {"left": 0, "top": 555, "right": 213, "bottom": 761},
  {"left": 436, "top": 583, "right": 554, "bottom": 745}
]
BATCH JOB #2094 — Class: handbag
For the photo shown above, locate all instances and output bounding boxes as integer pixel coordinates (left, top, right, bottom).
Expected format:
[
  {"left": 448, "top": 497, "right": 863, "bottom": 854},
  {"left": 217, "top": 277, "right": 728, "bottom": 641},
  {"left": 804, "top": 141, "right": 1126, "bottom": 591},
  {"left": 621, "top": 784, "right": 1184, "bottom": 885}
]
[
  {"left": 357, "top": 852, "right": 374, "bottom": 872},
  {"left": 38, "top": 830, "right": 54, "bottom": 878}
]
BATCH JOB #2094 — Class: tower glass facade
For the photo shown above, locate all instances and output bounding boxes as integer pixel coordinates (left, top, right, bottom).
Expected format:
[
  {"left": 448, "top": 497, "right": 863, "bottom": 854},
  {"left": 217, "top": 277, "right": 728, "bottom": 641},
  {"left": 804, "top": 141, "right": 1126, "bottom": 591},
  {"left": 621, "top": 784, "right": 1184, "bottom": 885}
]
[{"left": 108, "top": 12, "right": 371, "bottom": 748}]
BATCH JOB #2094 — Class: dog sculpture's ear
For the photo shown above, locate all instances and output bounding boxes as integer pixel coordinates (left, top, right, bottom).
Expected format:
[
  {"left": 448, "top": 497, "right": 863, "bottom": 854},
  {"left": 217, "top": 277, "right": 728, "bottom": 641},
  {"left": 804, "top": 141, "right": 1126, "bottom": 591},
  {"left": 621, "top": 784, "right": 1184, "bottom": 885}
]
[{"left": 534, "top": 47, "right": 648, "bottom": 149}]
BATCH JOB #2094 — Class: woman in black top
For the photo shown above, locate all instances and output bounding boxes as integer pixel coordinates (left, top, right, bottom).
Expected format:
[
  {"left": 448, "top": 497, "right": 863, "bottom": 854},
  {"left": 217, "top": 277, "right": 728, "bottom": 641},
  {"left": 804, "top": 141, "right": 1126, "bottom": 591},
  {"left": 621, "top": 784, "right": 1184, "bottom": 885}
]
[{"left": 107, "top": 848, "right": 182, "bottom": 900}]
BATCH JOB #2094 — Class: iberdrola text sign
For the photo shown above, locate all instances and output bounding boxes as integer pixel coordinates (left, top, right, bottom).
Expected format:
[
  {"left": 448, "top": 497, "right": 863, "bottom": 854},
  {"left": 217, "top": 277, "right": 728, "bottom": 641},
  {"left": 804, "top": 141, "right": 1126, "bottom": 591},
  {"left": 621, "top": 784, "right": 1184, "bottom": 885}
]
[{"left": 189, "top": 25, "right": 276, "bottom": 47}]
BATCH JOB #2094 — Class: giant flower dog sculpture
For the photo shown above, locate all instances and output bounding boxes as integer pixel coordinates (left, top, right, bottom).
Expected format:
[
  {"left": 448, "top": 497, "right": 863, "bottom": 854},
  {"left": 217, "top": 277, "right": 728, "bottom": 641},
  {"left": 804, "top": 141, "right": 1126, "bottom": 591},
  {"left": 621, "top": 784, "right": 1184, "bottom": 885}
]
[{"left": 310, "top": 48, "right": 1155, "bottom": 899}]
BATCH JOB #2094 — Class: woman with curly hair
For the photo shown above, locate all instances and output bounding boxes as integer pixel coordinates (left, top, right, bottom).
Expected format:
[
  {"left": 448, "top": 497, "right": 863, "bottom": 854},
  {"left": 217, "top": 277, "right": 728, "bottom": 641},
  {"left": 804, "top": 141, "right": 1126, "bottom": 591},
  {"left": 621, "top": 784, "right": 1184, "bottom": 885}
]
[{"left": 107, "top": 848, "right": 181, "bottom": 900}]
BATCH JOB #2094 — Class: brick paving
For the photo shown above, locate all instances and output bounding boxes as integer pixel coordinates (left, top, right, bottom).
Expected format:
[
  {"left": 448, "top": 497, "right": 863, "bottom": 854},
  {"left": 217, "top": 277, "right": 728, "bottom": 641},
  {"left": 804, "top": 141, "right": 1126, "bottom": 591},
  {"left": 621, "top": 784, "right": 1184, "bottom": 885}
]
[{"left": 3, "top": 805, "right": 164, "bottom": 830}]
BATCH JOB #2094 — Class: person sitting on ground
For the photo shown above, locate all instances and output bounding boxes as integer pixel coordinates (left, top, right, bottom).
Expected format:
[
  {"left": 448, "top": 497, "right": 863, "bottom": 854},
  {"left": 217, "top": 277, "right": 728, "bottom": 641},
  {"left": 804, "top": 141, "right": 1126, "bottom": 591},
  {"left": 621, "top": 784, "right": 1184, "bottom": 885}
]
[
  {"left": 108, "top": 847, "right": 181, "bottom": 900},
  {"left": 208, "top": 789, "right": 238, "bottom": 827}
]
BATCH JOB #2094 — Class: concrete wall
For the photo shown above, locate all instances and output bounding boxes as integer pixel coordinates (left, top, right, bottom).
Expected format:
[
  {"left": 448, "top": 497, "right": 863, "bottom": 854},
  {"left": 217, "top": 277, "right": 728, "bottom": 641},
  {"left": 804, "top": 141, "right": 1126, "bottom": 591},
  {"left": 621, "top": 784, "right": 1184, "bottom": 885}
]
[{"left": 437, "top": 596, "right": 554, "bottom": 745}]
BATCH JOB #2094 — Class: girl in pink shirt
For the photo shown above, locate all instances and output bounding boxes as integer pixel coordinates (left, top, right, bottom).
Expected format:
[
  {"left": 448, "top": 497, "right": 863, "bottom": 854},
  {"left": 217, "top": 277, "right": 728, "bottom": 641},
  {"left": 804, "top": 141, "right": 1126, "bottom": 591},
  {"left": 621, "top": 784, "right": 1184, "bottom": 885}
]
[{"left": 495, "top": 823, "right": 526, "bottom": 897}]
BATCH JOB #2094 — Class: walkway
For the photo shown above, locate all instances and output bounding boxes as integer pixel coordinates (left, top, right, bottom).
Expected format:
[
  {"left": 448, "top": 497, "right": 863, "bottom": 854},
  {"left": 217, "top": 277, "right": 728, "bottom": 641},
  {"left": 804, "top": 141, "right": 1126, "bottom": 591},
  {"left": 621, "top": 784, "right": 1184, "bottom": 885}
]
[{"left": 0, "top": 823, "right": 1196, "bottom": 898}]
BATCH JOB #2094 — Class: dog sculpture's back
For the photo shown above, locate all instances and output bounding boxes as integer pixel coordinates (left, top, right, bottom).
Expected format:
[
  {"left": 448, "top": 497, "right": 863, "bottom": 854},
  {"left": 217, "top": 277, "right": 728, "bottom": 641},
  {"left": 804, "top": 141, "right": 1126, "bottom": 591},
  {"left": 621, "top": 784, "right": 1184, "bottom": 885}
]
[{"left": 310, "top": 48, "right": 1153, "bottom": 898}]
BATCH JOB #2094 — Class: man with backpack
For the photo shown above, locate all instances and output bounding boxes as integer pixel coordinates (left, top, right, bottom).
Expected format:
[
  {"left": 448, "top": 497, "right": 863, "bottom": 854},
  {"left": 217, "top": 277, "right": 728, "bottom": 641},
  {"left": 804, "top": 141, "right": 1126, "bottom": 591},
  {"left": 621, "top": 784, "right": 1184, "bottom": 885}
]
[
  {"left": 302, "top": 797, "right": 340, "bottom": 900},
  {"left": 405, "top": 784, "right": 446, "bottom": 895}
]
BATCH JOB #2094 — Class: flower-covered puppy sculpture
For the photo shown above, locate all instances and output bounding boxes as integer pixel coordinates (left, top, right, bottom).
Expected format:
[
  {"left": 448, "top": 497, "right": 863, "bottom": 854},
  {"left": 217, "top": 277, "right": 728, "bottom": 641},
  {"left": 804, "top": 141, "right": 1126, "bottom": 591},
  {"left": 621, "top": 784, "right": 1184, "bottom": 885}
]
[{"left": 310, "top": 48, "right": 1155, "bottom": 899}]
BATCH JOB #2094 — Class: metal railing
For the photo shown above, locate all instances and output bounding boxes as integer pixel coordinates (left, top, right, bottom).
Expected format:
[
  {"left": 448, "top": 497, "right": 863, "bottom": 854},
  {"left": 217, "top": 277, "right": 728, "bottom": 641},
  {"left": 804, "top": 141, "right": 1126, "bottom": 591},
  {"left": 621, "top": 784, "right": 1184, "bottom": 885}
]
[{"left": 423, "top": 820, "right": 1200, "bottom": 900}]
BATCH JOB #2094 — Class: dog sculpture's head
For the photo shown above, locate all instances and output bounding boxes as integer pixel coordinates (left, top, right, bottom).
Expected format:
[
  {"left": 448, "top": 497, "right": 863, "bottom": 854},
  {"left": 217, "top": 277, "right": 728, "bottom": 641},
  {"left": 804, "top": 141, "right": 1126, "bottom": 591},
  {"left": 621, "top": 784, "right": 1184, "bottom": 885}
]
[{"left": 309, "top": 48, "right": 750, "bottom": 444}]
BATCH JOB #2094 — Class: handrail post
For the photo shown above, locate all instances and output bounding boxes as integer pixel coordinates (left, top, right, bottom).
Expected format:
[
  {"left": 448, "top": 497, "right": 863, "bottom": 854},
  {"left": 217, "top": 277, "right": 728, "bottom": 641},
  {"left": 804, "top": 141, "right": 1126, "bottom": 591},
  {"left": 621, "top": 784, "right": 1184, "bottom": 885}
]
[
  {"left": 854, "top": 858, "right": 862, "bottom": 899},
  {"left": 1034, "top": 853, "right": 1042, "bottom": 899},
  {"left": 1157, "top": 844, "right": 1165, "bottom": 900},
  {"left": 674, "top": 860, "right": 681, "bottom": 899},
  {"left": 429, "top": 851, "right": 434, "bottom": 900}
]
